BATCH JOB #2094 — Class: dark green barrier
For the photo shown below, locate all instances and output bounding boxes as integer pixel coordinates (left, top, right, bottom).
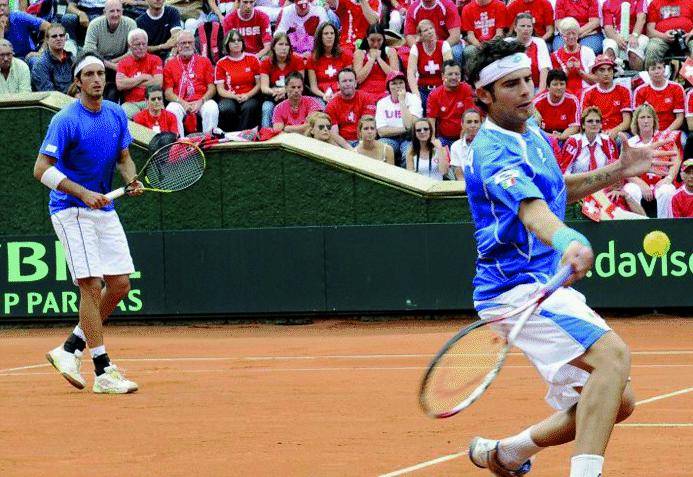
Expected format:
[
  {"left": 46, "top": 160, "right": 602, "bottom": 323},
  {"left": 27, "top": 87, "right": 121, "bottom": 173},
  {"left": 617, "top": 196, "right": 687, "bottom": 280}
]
[{"left": 1, "top": 220, "right": 690, "bottom": 319}]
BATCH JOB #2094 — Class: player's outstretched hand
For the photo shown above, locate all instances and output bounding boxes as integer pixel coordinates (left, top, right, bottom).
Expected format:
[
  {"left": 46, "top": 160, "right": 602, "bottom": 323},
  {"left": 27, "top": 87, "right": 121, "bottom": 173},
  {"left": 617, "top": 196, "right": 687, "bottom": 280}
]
[
  {"left": 82, "top": 190, "right": 112, "bottom": 209},
  {"left": 127, "top": 180, "right": 145, "bottom": 196},
  {"left": 617, "top": 133, "right": 678, "bottom": 179},
  {"left": 561, "top": 241, "right": 594, "bottom": 286}
]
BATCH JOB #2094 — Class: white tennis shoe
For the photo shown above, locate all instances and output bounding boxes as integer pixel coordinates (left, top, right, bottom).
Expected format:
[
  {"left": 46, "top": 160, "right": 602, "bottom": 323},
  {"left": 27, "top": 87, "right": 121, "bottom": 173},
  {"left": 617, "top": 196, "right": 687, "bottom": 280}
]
[
  {"left": 46, "top": 345, "right": 86, "bottom": 390},
  {"left": 469, "top": 437, "right": 532, "bottom": 476},
  {"left": 93, "top": 365, "right": 138, "bottom": 394}
]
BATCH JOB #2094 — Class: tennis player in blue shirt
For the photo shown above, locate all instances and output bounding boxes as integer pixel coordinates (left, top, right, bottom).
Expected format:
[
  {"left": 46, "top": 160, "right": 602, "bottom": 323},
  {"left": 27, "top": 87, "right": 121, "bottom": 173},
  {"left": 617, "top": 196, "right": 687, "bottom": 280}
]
[
  {"left": 33, "top": 52, "right": 143, "bottom": 394},
  {"left": 462, "top": 39, "right": 675, "bottom": 477}
]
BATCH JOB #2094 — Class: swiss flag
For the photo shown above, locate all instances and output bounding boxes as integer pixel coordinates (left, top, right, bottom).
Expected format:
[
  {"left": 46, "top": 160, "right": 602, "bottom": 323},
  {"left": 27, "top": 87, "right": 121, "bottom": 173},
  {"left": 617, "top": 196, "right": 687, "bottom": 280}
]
[
  {"left": 679, "top": 57, "right": 693, "bottom": 87},
  {"left": 581, "top": 195, "right": 602, "bottom": 222}
]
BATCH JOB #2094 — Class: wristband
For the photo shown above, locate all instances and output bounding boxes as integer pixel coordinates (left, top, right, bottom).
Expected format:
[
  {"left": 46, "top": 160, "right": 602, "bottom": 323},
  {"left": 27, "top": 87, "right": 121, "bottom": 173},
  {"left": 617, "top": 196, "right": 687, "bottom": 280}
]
[
  {"left": 551, "top": 227, "right": 591, "bottom": 254},
  {"left": 40, "top": 166, "right": 67, "bottom": 190}
]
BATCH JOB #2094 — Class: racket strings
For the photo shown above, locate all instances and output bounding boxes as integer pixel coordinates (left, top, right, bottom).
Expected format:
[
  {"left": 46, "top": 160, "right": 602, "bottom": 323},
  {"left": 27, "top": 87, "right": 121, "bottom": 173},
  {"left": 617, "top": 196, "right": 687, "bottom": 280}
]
[
  {"left": 145, "top": 143, "right": 205, "bottom": 192},
  {"left": 421, "top": 325, "right": 506, "bottom": 416}
]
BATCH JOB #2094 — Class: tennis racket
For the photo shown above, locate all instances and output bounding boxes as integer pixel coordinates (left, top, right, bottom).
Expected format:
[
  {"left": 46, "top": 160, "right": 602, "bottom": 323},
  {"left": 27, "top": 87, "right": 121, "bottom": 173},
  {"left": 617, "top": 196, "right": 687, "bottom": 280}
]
[
  {"left": 105, "top": 140, "right": 206, "bottom": 200},
  {"left": 419, "top": 264, "right": 574, "bottom": 419}
]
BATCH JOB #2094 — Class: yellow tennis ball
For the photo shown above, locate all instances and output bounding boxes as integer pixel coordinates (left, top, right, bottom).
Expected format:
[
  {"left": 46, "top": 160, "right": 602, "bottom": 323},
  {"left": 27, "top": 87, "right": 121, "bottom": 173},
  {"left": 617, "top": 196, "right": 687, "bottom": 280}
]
[{"left": 643, "top": 231, "right": 671, "bottom": 257}]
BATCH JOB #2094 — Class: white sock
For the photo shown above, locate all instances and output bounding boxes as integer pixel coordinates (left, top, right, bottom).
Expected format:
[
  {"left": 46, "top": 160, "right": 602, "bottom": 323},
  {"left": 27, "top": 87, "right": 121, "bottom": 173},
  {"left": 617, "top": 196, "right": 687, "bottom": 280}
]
[
  {"left": 498, "top": 428, "right": 543, "bottom": 469},
  {"left": 570, "top": 454, "right": 604, "bottom": 477},
  {"left": 73, "top": 325, "right": 86, "bottom": 341},
  {"left": 90, "top": 345, "right": 107, "bottom": 358}
]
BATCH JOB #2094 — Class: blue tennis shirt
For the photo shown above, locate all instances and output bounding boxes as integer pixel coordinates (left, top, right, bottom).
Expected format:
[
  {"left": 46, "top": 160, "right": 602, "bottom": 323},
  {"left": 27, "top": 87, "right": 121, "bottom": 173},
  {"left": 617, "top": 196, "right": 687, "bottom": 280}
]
[
  {"left": 463, "top": 119, "right": 567, "bottom": 303},
  {"left": 40, "top": 100, "right": 132, "bottom": 215}
]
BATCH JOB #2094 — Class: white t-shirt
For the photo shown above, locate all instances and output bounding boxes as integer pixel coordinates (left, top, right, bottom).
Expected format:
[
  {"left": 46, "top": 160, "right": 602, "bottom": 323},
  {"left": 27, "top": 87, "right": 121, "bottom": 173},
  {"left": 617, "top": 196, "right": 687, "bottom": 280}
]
[
  {"left": 413, "top": 149, "right": 444, "bottom": 181},
  {"left": 449, "top": 135, "right": 472, "bottom": 168},
  {"left": 375, "top": 93, "right": 423, "bottom": 130}
]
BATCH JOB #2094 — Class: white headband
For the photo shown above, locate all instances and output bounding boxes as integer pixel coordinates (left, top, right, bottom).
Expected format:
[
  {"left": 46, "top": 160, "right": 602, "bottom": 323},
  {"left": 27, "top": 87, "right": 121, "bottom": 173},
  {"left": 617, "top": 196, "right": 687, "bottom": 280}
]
[
  {"left": 74, "top": 56, "right": 105, "bottom": 78},
  {"left": 474, "top": 53, "right": 532, "bottom": 89}
]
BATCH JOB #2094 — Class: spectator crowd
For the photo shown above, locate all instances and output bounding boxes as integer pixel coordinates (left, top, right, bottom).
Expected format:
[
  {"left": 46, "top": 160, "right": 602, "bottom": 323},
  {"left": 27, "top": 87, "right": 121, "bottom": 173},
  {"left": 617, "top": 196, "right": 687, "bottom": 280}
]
[{"left": 0, "top": 0, "right": 691, "bottom": 217}]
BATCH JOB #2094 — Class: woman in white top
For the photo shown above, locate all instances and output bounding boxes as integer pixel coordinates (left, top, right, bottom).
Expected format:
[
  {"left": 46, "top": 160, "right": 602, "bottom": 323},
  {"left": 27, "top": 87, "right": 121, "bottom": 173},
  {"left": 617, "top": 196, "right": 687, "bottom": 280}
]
[
  {"left": 405, "top": 118, "right": 448, "bottom": 180},
  {"left": 375, "top": 70, "right": 422, "bottom": 165},
  {"left": 511, "top": 13, "right": 551, "bottom": 92},
  {"left": 622, "top": 103, "right": 680, "bottom": 218},
  {"left": 406, "top": 19, "right": 452, "bottom": 112},
  {"left": 356, "top": 115, "right": 395, "bottom": 164}
]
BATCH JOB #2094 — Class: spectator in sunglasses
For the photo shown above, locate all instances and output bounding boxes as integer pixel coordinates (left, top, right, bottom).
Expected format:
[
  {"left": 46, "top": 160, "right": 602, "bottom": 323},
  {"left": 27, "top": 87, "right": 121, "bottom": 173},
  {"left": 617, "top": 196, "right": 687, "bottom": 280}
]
[
  {"left": 31, "top": 23, "right": 75, "bottom": 93},
  {"left": 405, "top": 117, "right": 449, "bottom": 180}
]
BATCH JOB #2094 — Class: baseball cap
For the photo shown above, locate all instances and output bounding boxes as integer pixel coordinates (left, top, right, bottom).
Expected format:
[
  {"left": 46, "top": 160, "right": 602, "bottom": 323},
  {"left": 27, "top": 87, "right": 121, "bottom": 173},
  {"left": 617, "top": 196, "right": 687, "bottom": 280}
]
[
  {"left": 591, "top": 55, "right": 616, "bottom": 73},
  {"left": 385, "top": 70, "right": 406, "bottom": 85},
  {"left": 682, "top": 158, "right": 693, "bottom": 170}
]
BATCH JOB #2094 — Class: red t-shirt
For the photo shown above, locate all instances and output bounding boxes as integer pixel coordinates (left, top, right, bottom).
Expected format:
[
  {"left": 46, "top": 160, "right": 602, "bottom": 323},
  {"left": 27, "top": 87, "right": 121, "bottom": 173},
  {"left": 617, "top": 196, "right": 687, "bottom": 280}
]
[
  {"left": 602, "top": 0, "right": 646, "bottom": 33},
  {"left": 260, "top": 53, "right": 305, "bottom": 88},
  {"left": 356, "top": 51, "right": 389, "bottom": 95},
  {"left": 533, "top": 90, "right": 580, "bottom": 132},
  {"left": 404, "top": 0, "right": 461, "bottom": 41},
  {"left": 132, "top": 108, "right": 179, "bottom": 135},
  {"left": 306, "top": 51, "right": 353, "bottom": 93},
  {"left": 686, "top": 88, "right": 693, "bottom": 119},
  {"left": 214, "top": 53, "right": 261, "bottom": 95},
  {"left": 415, "top": 40, "right": 446, "bottom": 88},
  {"left": 335, "top": 0, "right": 382, "bottom": 48},
  {"left": 461, "top": 0, "right": 509, "bottom": 42},
  {"left": 551, "top": 47, "right": 590, "bottom": 95},
  {"left": 272, "top": 96, "right": 324, "bottom": 126},
  {"left": 506, "top": 0, "right": 554, "bottom": 37},
  {"left": 163, "top": 54, "right": 215, "bottom": 101},
  {"left": 581, "top": 83, "right": 632, "bottom": 131},
  {"left": 222, "top": 9, "right": 272, "bottom": 55},
  {"left": 671, "top": 186, "right": 693, "bottom": 218},
  {"left": 325, "top": 90, "right": 378, "bottom": 141},
  {"left": 117, "top": 53, "right": 163, "bottom": 103},
  {"left": 554, "top": 0, "right": 599, "bottom": 26},
  {"left": 647, "top": 0, "right": 693, "bottom": 33},
  {"left": 426, "top": 83, "right": 474, "bottom": 138},
  {"left": 633, "top": 81, "right": 685, "bottom": 130}
]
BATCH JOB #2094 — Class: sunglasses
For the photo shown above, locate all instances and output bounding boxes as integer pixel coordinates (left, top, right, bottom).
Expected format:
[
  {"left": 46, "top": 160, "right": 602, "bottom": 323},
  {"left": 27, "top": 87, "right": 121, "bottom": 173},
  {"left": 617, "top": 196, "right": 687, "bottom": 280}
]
[
  {"left": 149, "top": 96, "right": 164, "bottom": 101},
  {"left": 584, "top": 119, "right": 602, "bottom": 124},
  {"left": 50, "top": 33, "right": 67, "bottom": 38},
  {"left": 416, "top": 127, "right": 430, "bottom": 132},
  {"left": 316, "top": 124, "right": 331, "bottom": 131}
]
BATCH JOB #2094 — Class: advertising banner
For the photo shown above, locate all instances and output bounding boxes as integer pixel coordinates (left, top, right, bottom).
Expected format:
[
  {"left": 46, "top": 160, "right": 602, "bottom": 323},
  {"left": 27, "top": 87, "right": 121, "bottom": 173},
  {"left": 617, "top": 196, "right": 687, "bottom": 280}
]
[{"left": 1, "top": 220, "right": 690, "bottom": 320}]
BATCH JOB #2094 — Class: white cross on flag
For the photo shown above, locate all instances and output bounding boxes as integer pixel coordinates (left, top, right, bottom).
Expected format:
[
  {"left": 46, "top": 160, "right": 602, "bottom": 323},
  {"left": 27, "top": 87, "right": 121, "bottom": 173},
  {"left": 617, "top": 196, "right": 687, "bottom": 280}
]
[{"left": 424, "top": 59, "right": 440, "bottom": 75}]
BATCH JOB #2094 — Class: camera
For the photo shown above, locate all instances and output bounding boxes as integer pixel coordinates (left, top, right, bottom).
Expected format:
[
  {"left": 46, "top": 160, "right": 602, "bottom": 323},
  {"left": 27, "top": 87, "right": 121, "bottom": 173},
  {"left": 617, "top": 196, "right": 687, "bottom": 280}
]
[{"left": 671, "top": 29, "right": 689, "bottom": 56}]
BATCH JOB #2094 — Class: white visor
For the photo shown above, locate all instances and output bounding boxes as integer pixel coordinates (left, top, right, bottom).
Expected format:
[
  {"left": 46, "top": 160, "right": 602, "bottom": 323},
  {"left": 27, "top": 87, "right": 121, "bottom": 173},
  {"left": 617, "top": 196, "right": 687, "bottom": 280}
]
[
  {"left": 475, "top": 53, "right": 532, "bottom": 89},
  {"left": 74, "top": 56, "right": 105, "bottom": 78}
]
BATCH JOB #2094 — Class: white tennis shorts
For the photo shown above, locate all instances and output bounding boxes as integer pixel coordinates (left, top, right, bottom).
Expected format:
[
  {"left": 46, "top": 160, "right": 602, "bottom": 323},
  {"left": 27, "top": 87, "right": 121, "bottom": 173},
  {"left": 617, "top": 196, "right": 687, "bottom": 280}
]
[
  {"left": 475, "top": 284, "right": 610, "bottom": 411},
  {"left": 51, "top": 207, "right": 135, "bottom": 285}
]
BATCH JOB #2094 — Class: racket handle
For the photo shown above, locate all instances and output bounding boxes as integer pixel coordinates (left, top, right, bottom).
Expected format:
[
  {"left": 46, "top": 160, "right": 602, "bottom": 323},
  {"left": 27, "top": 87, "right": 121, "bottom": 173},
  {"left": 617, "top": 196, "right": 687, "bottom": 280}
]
[
  {"left": 543, "top": 265, "right": 574, "bottom": 294},
  {"left": 105, "top": 186, "right": 126, "bottom": 200}
]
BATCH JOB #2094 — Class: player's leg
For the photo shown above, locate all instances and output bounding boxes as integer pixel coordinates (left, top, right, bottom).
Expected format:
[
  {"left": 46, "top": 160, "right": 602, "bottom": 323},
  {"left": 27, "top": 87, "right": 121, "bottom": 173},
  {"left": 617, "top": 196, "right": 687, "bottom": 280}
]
[
  {"left": 46, "top": 208, "right": 103, "bottom": 389},
  {"left": 566, "top": 330, "right": 631, "bottom": 476},
  {"left": 100, "top": 274, "right": 131, "bottom": 323},
  {"left": 520, "top": 381, "right": 635, "bottom": 450},
  {"left": 470, "top": 285, "right": 625, "bottom": 475},
  {"left": 471, "top": 384, "right": 633, "bottom": 475},
  {"left": 89, "top": 211, "right": 138, "bottom": 394}
]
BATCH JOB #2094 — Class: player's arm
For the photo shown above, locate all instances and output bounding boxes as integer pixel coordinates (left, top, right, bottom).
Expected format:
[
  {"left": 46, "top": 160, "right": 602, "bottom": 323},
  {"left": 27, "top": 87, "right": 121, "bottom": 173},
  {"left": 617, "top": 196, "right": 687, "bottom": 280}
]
[
  {"left": 518, "top": 198, "right": 593, "bottom": 285},
  {"left": 564, "top": 134, "right": 677, "bottom": 203},
  {"left": 116, "top": 148, "right": 144, "bottom": 196},
  {"left": 33, "top": 153, "right": 111, "bottom": 208}
]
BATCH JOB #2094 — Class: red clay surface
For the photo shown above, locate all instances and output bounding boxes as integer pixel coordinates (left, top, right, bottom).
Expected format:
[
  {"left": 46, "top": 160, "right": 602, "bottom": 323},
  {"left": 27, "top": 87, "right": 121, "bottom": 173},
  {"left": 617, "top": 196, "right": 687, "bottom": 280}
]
[{"left": 0, "top": 317, "right": 691, "bottom": 477}]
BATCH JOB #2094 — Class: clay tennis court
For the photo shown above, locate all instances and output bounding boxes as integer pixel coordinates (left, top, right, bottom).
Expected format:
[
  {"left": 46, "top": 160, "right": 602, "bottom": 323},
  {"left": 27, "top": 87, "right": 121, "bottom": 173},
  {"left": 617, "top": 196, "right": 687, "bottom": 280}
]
[{"left": 1, "top": 317, "right": 691, "bottom": 476}]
